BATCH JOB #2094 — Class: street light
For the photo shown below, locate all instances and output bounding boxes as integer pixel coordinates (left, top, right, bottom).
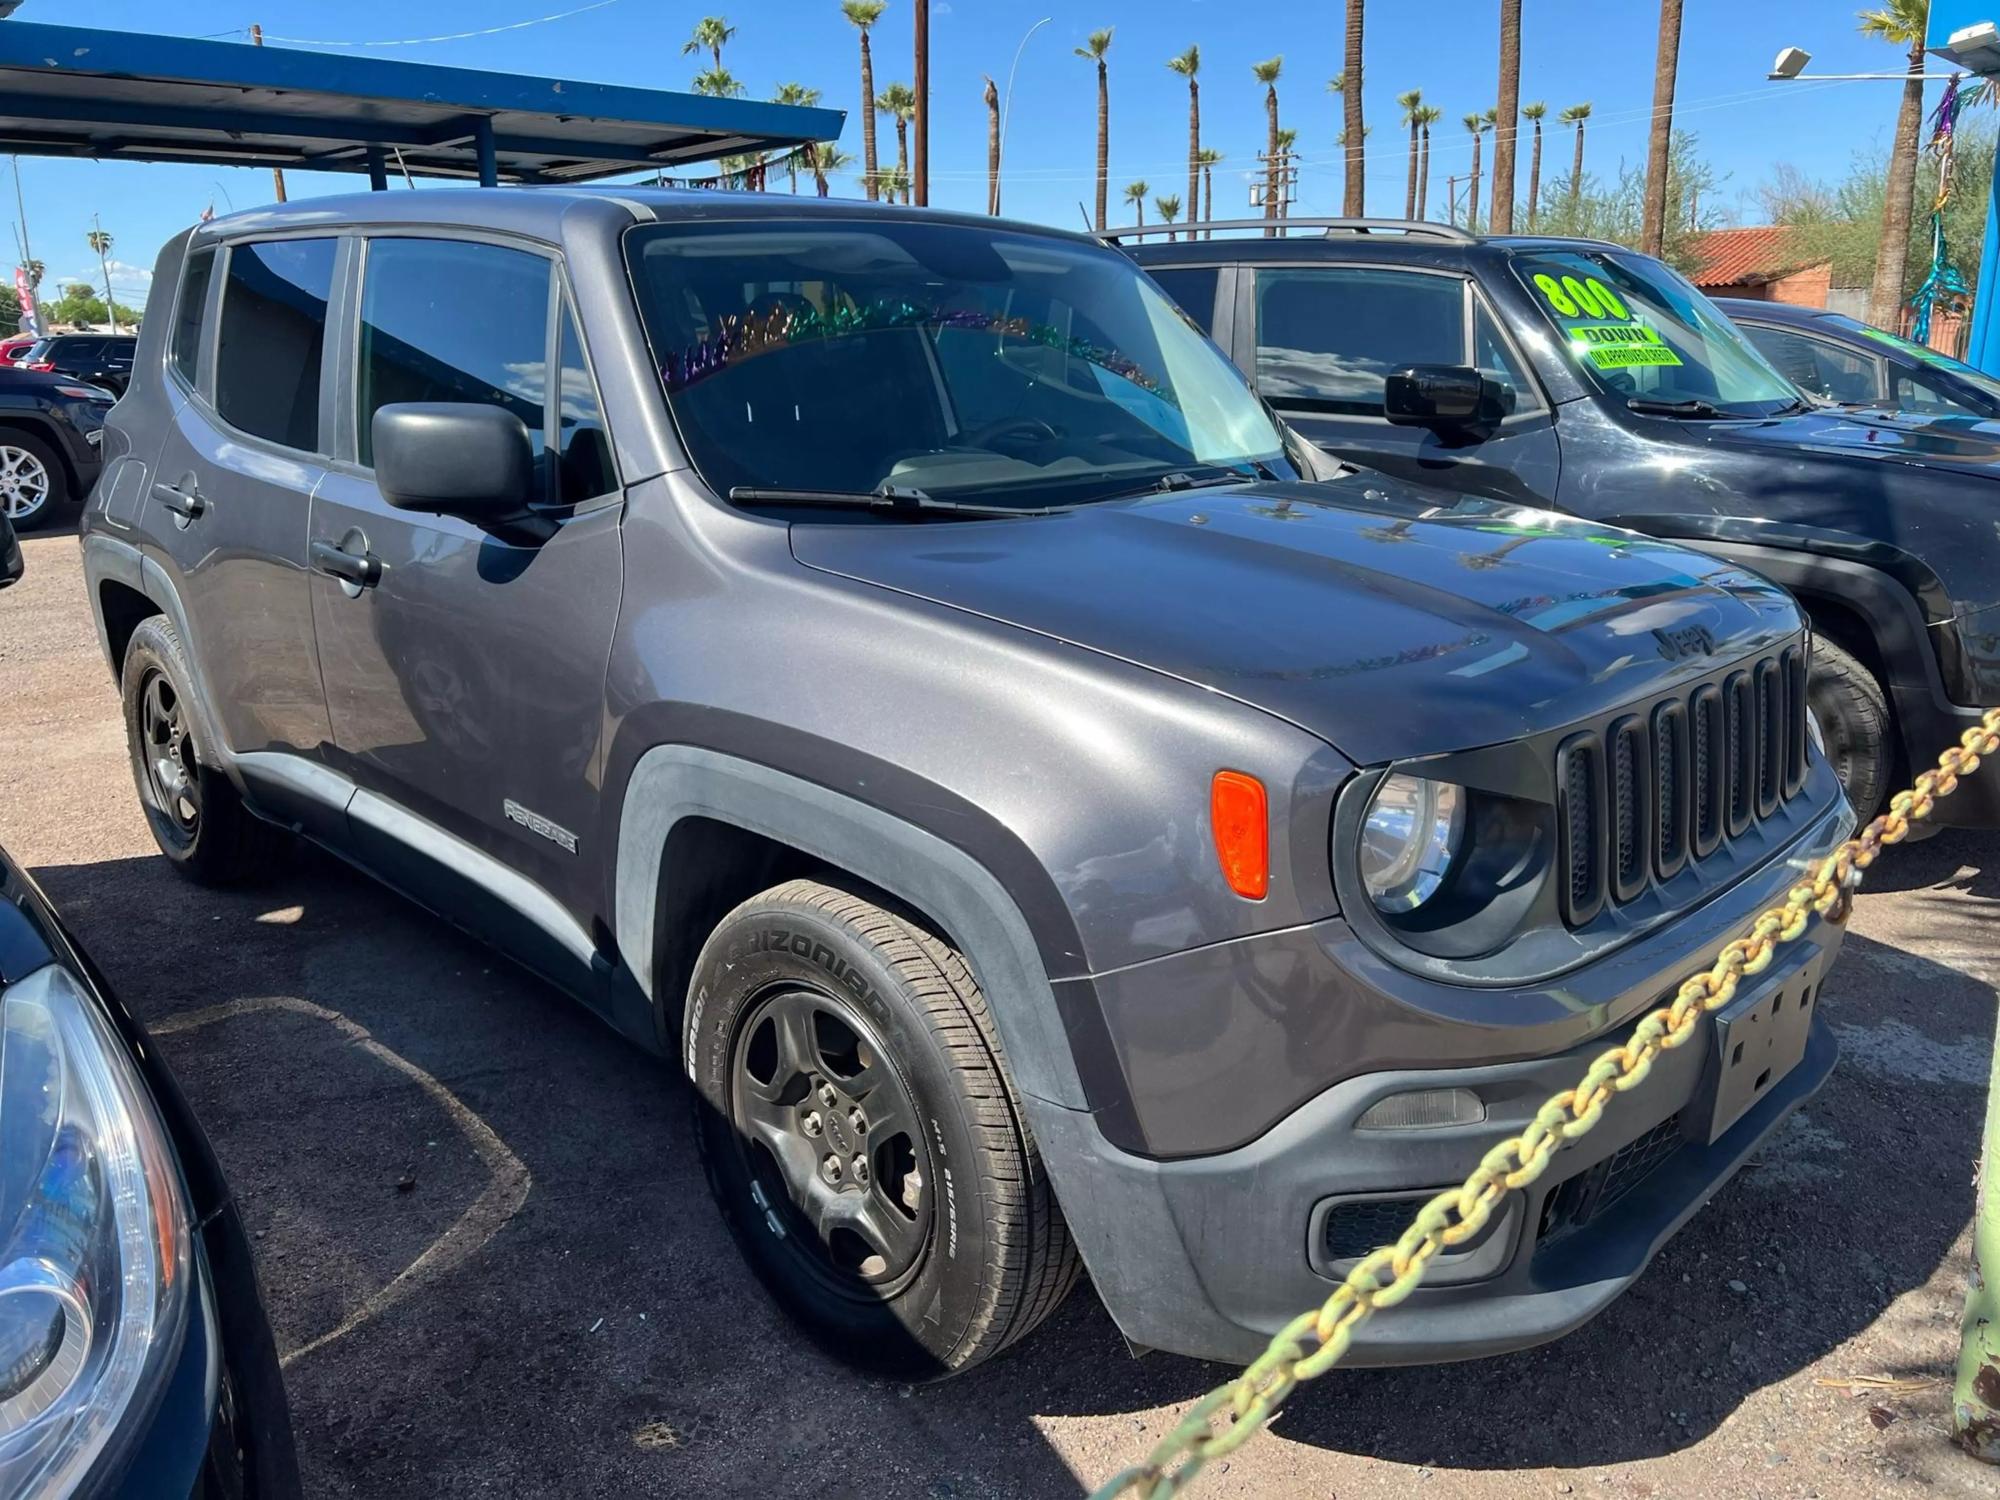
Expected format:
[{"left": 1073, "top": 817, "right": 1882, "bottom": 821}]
[
  {"left": 995, "top": 15, "right": 1051, "bottom": 217},
  {"left": 1768, "top": 42, "right": 1958, "bottom": 80}
]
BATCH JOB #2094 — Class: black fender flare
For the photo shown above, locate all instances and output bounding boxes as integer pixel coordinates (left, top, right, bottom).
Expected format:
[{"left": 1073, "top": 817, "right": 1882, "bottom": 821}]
[
  {"left": 611, "top": 744, "right": 1090, "bottom": 1114},
  {"left": 79, "top": 530, "right": 243, "bottom": 788}
]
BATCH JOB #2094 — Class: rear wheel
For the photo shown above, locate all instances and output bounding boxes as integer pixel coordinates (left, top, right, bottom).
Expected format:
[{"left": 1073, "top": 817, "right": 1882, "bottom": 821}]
[
  {"left": 688, "top": 877, "right": 1080, "bottom": 1377},
  {"left": 1806, "top": 635, "right": 1893, "bottom": 823},
  {"left": 121, "top": 617, "right": 289, "bottom": 884},
  {"left": 0, "top": 429, "right": 67, "bottom": 532}
]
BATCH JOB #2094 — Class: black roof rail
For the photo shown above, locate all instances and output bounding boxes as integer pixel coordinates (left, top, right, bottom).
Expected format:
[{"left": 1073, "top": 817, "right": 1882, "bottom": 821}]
[{"left": 1101, "top": 216, "right": 1477, "bottom": 245}]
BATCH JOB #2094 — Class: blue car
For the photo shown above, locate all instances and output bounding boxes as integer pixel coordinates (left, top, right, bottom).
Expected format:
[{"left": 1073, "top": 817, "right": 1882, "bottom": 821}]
[{"left": 1716, "top": 296, "right": 2000, "bottom": 420}]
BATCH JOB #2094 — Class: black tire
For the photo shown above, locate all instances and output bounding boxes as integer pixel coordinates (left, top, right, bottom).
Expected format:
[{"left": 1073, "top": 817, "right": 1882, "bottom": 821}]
[
  {"left": 121, "top": 616, "right": 288, "bottom": 884},
  {"left": 0, "top": 428, "right": 69, "bottom": 532},
  {"left": 688, "top": 877, "right": 1080, "bottom": 1377},
  {"left": 1806, "top": 635, "right": 1894, "bottom": 823}
]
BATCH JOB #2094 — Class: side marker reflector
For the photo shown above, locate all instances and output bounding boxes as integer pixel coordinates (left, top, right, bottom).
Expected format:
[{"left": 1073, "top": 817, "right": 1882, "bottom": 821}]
[{"left": 1210, "top": 770, "right": 1269, "bottom": 900}]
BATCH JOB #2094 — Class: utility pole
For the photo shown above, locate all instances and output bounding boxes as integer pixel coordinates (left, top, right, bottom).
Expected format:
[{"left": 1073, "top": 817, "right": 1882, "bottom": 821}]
[
  {"left": 250, "top": 25, "right": 288, "bottom": 203},
  {"left": 91, "top": 213, "right": 117, "bottom": 335},
  {"left": 1446, "top": 173, "right": 1464, "bottom": 230},
  {"left": 912, "top": 0, "right": 929, "bottom": 206},
  {"left": 11, "top": 155, "right": 35, "bottom": 336}
]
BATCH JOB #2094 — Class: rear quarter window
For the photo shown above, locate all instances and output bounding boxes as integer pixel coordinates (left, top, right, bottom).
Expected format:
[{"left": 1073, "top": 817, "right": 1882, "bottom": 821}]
[
  {"left": 1144, "top": 266, "right": 1221, "bottom": 333},
  {"left": 171, "top": 247, "right": 216, "bottom": 384}
]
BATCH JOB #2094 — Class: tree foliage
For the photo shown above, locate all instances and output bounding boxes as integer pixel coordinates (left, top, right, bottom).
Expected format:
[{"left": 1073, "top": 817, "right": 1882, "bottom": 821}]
[
  {"left": 1530, "top": 129, "right": 1724, "bottom": 271},
  {"left": 42, "top": 282, "right": 140, "bottom": 329},
  {"left": 1759, "top": 118, "right": 1996, "bottom": 298}
]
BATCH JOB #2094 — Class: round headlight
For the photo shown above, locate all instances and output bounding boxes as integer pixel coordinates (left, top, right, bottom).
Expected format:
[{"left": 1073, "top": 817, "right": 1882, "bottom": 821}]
[{"left": 1360, "top": 775, "right": 1466, "bottom": 911}]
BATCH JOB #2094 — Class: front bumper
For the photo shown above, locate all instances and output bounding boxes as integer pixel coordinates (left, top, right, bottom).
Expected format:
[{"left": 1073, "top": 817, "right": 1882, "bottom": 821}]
[{"left": 1033, "top": 801, "right": 1853, "bottom": 1368}]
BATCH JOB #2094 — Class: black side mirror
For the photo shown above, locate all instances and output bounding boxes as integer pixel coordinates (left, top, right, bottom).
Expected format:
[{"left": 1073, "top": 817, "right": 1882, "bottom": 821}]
[
  {"left": 0, "top": 509, "right": 20, "bottom": 590},
  {"left": 1384, "top": 365, "right": 1498, "bottom": 436},
  {"left": 372, "top": 403, "right": 536, "bottom": 523}
]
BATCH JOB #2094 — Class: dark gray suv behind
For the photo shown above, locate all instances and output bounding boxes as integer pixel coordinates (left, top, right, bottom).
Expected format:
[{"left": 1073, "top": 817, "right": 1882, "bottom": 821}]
[{"left": 82, "top": 188, "right": 1854, "bottom": 1376}]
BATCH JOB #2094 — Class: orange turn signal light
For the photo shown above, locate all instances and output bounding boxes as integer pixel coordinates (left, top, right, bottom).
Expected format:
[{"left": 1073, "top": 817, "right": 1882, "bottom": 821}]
[{"left": 1210, "top": 770, "right": 1269, "bottom": 900}]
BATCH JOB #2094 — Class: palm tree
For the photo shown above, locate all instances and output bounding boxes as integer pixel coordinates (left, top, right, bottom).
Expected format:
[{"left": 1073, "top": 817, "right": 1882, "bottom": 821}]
[
  {"left": 1397, "top": 89, "right": 1424, "bottom": 219},
  {"left": 983, "top": 75, "right": 1001, "bottom": 215},
  {"left": 1156, "top": 192, "right": 1183, "bottom": 242},
  {"left": 772, "top": 84, "right": 822, "bottom": 193},
  {"left": 1340, "top": 0, "right": 1365, "bottom": 215},
  {"left": 877, "top": 81, "right": 916, "bottom": 203},
  {"left": 683, "top": 16, "right": 735, "bottom": 70},
  {"left": 692, "top": 66, "right": 744, "bottom": 99},
  {"left": 86, "top": 224, "right": 117, "bottom": 334},
  {"left": 1859, "top": 0, "right": 1932, "bottom": 328},
  {"left": 879, "top": 163, "right": 911, "bottom": 203},
  {"left": 1167, "top": 46, "right": 1201, "bottom": 242},
  {"left": 1253, "top": 56, "right": 1283, "bottom": 234},
  {"left": 843, "top": 1, "right": 887, "bottom": 201},
  {"left": 1640, "top": 0, "right": 1684, "bottom": 257},
  {"left": 1490, "top": 0, "right": 1523, "bottom": 232},
  {"left": 807, "top": 141, "right": 852, "bottom": 198},
  {"left": 1521, "top": 102, "right": 1547, "bottom": 228},
  {"left": 1195, "top": 147, "right": 1224, "bottom": 234},
  {"left": 1416, "top": 105, "right": 1441, "bottom": 219},
  {"left": 1076, "top": 29, "right": 1113, "bottom": 232},
  {"left": 1560, "top": 102, "right": 1591, "bottom": 211},
  {"left": 1463, "top": 112, "right": 1491, "bottom": 232},
  {"left": 1278, "top": 121, "right": 1301, "bottom": 213},
  {"left": 1124, "top": 178, "right": 1149, "bottom": 227}
]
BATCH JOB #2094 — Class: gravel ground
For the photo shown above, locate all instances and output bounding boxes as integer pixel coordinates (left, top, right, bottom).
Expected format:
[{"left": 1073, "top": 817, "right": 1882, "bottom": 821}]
[{"left": 5, "top": 521, "right": 2000, "bottom": 1500}]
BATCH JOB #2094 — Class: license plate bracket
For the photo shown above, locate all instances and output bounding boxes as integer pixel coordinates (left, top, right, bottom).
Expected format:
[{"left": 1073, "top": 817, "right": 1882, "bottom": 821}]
[{"left": 1697, "top": 962, "right": 1823, "bottom": 1145}]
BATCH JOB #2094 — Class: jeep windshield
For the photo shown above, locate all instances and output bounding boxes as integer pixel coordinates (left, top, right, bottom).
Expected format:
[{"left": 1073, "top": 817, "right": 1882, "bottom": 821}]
[
  {"left": 625, "top": 218, "right": 1294, "bottom": 509},
  {"left": 1511, "top": 248, "right": 1804, "bottom": 419}
]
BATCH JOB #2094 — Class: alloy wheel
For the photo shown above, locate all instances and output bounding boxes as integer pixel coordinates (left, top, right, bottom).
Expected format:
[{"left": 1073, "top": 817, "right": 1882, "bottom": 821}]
[
  {"left": 0, "top": 445, "right": 50, "bottom": 521},
  {"left": 728, "top": 986, "right": 931, "bottom": 1297},
  {"left": 139, "top": 670, "right": 201, "bottom": 834}
]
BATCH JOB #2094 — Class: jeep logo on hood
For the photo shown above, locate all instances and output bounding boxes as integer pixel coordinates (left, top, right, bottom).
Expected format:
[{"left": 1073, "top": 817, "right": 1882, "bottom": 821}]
[{"left": 1654, "top": 624, "right": 1717, "bottom": 661}]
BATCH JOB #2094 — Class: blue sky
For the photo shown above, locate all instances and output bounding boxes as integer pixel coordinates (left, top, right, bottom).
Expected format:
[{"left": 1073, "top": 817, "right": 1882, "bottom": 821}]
[{"left": 12, "top": 0, "right": 1955, "bottom": 311}]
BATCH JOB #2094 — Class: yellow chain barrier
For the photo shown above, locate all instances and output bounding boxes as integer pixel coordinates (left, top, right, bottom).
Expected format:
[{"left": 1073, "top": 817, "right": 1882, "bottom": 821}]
[{"left": 1093, "top": 706, "right": 2000, "bottom": 1500}]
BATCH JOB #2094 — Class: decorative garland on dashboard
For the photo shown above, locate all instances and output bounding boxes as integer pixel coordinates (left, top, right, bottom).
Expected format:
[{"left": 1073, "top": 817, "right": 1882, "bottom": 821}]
[{"left": 660, "top": 296, "right": 1172, "bottom": 403}]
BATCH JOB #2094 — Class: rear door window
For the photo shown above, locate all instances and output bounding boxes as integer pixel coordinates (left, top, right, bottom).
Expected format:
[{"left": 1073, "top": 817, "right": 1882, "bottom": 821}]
[
  {"left": 355, "top": 238, "right": 552, "bottom": 484},
  {"left": 214, "top": 238, "right": 338, "bottom": 452},
  {"left": 1254, "top": 267, "right": 1464, "bottom": 415},
  {"left": 171, "top": 247, "right": 216, "bottom": 384}
]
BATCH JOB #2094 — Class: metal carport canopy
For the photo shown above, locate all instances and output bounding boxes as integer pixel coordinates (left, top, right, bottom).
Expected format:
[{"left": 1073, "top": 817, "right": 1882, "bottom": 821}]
[{"left": 0, "top": 21, "right": 845, "bottom": 186}]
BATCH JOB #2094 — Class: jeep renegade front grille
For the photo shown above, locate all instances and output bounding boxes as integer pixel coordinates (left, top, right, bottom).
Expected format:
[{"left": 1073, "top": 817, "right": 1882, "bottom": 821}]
[{"left": 1555, "top": 646, "right": 1808, "bottom": 927}]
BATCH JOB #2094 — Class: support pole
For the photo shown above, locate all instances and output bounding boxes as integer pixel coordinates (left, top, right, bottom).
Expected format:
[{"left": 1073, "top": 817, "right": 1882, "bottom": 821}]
[
  {"left": 365, "top": 145, "right": 388, "bottom": 192},
  {"left": 250, "top": 25, "right": 287, "bottom": 203},
  {"left": 1967, "top": 147, "right": 2000, "bottom": 371},
  {"left": 913, "top": 0, "right": 929, "bottom": 206},
  {"left": 473, "top": 118, "right": 498, "bottom": 188},
  {"left": 1955, "top": 998, "right": 2000, "bottom": 1455}
]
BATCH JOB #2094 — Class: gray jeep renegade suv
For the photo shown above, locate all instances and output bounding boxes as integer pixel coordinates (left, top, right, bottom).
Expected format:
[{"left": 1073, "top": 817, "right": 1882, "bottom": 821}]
[{"left": 82, "top": 188, "right": 1853, "bottom": 1376}]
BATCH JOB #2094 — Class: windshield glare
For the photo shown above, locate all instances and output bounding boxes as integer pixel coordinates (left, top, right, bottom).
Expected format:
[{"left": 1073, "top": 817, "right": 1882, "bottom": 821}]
[
  {"left": 626, "top": 220, "right": 1291, "bottom": 507},
  {"left": 1513, "top": 249, "right": 1800, "bottom": 415}
]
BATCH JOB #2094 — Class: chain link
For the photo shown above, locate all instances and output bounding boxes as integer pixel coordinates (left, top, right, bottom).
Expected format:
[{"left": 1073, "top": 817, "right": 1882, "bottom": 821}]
[{"left": 1093, "top": 707, "right": 2000, "bottom": 1500}]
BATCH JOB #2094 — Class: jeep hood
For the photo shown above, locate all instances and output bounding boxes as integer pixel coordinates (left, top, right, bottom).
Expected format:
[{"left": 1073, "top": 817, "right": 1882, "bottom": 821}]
[{"left": 788, "top": 479, "right": 1802, "bottom": 765}]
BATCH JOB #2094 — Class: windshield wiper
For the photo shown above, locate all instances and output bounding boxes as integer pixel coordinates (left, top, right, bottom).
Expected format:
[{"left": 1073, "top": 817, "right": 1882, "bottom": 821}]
[
  {"left": 727, "top": 485, "right": 1052, "bottom": 519},
  {"left": 1625, "top": 396, "right": 1728, "bottom": 419}
]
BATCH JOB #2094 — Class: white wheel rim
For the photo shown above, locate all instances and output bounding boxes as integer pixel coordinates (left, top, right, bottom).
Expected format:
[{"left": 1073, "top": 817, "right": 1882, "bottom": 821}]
[{"left": 0, "top": 445, "right": 50, "bottom": 519}]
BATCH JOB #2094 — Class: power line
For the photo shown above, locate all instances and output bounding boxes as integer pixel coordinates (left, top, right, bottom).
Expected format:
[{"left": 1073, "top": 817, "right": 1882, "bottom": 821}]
[{"left": 221, "top": 0, "right": 626, "bottom": 50}]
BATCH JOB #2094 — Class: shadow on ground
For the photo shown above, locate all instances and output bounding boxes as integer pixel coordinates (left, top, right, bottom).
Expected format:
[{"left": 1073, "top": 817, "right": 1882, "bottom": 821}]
[{"left": 30, "top": 828, "right": 1995, "bottom": 1494}]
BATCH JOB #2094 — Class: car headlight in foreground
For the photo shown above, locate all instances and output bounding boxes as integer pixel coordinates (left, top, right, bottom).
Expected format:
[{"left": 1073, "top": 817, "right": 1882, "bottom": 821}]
[
  {"left": 0, "top": 964, "right": 190, "bottom": 1495},
  {"left": 1359, "top": 774, "right": 1466, "bottom": 911}
]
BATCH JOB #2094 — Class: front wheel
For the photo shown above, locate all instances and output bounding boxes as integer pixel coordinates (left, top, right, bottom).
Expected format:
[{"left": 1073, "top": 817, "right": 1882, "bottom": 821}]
[
  {"left": 1806, "top": 636, "right": 1894, "bottom": 823},
  {"left": 687, "top": 878, "right": 1080, "bottom": 1378}
]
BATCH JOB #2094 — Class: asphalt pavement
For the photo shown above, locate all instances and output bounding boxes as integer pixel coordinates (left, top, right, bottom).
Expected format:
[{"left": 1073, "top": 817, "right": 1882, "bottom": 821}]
[{"left": 5, "top": 521, "right": 2000, "bottom": 1499}]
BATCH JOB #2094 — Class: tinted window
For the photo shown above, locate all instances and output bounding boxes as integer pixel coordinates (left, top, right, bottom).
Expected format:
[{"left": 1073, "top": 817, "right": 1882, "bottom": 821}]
[
  {"left": 1890, "top": 366, "right": 1965, "bottom": 415},
  {"left": 1146, "top": 266, "right": 1221, "bottom": 333},
  {"left": 215, "top": 238, "right": 337, "bottom": 451},
  {"left": 357, "top": 238, "right": 551, "bottom": 475},
  {"left": 58, "top": 339, "right": 102, "bottom": 359},
  {"left": 1741, "top": 324, "right": 1878, "bottom": 405},
  {"left": 1255, "top": 268, "right": 1464, "bottom": 413},
  {"left": 171, "top": 248, "right": 215, "bottom": 382},
  {"left": 555, "top": 307, "right": 615, "bottom": 503}
]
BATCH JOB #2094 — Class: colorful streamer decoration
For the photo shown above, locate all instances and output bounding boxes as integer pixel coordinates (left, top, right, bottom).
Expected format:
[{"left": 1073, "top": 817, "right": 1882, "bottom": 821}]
[
  {"left": 1910, "top": 74, "right": 1971, "bottom": 348},
  {"left": 660, "top": 296, "right": 1173, "bottom": 401}
]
